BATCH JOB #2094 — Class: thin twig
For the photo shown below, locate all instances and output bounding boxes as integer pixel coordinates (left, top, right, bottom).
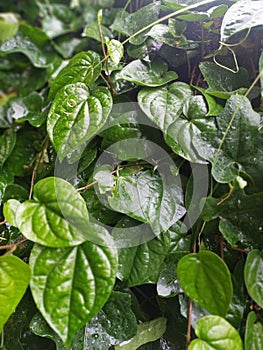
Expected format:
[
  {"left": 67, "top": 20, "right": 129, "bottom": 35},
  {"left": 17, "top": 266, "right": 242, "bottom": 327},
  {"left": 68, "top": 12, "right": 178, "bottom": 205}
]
[
  {"left": 77, "top": 168, "right": 123, "bottom": 192},
  {"left": 0, "top": 219, "right": 7, "bottom": 225},
  {"left": 186, "top": 299, "right": 193, "bottom": 349},
  {"left": 0, "top": 238, "right": 27, "bottom": 252}
]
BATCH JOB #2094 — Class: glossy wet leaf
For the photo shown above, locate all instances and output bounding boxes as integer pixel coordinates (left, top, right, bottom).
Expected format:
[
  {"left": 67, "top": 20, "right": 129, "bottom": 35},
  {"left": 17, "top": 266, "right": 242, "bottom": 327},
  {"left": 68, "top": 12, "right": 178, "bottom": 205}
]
[
  {"left": 221, "top": 0, "right": 263, "bottom": 42},
  {"left": 105, "top": 38, "right": 124, "bottom": 66},
  {"left": 245, "top": 311, "right": 263, "bottom": 350},
  {"left": 3, "top": 198, "right": 21, "bottom": 226},
  {"left": 189, "top": 315, "right": 243, "bottom": 350},
  {"left": 29, "top": 238, "right": 117, "bottom": 347},
  {"left": 48, "top": 51, "right": 102, "bottom": 99},
  {"left": 15, "top": 177, "right": 107, "bottom": 247},
  {"left": 0, "top": 128, "right": 16, "bottom": 168},
  {"left": 82, "top": 22, "right": 112, "bottom": 42},
  {"left": 177, "top": 251, "right": 233, "bottom": 316},
  {"left": 0, "top": 255, "right": 31, "bottom": 333},
  {"left": 116, "top": 58, "right": 178, "bottom": 87},
  {"left": 244, "top": 250, "right": 263, "bottom": 308},
  {"left": 115, "top": 317, "right": 167, "bottom": 350},
  {"left": 47, "top": 83, "right": 112, "bottom": 160}
]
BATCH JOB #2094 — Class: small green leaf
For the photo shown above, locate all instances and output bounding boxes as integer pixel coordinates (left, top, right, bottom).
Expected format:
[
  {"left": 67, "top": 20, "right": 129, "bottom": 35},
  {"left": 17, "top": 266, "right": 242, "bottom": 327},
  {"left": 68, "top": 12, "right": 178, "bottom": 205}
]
[
  {"left": 15, "top": 177, "right": 107, "bottom": 247},
  {"left": 244, "top": 250, "right": 263, "bottom": 308},
  {"left": 115, "top": 317, "right": 167, "bottom": 350},
  {"left": 3, "top": 199, "right": 21, "bottom": 227},
  {"left": 0, "top": 128, "right": 16, "bottom": 168},
  {"left": 177, "top": 251, "right": 233, "bottom": 316},
  {"left": 47, "top": 83, "right": 112, "bottom": 160},
  {"left": 0, "top": 13, "right": 19, "bottom": 43},
  {"left": 30, "top": 238, "right": 117, "bottom": 348},
  {"left": 48, "top": 51, "right": 102, "bottom": 99},
  {"left": 0, "top": 255, "right": 31, "bottom": 333},
  {"left": 189, "top": 315, "right": 243, "bottom": 350},
  {"left": 105, "top": 38, "right": 124, "bottom": 66},
  {"left": 83, "top": 22, "right": 112, "bottom": 42},
  {"left": 245, "top": 311, "right": 263, "bottom": 350},
  {"left": 116, "top": 58, "right": 178, "bottom": 87}
]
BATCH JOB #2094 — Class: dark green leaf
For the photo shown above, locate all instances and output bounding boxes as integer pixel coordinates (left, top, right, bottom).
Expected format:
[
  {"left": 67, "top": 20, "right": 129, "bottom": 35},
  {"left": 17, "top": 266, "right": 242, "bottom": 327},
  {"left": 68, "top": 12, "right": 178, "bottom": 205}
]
[
  {"left": 83, "top": 22, "right": 112, "bottom": 42},
  {"left": 244, "top": 250, "right": 263, "bottom": 308},
  {"left": 48, "top": 51, "right": 102, "bottom": 99},
  {"left": 245, "top": 311, "right": 263, "bottom": 350},
  {"left": 189, "top": 315, "right": 243, "bottom": 350},
  {"left": 177, "top": 250, "right": 233, "bottom": 316},
  {"left": 47, "top": 83, "right": 112, "bottom": 161},
  {"left": 0, "top": 255, "right": 31, "bottom": 333},
  {"left": 29, "top": 238, "right": 117, "bottom": 347},
  {"left": 0, "top": 128, "right": 16, "bottom": 168},
  {"left": 116, "top": 58, "right": 178, "bottom": 87}
]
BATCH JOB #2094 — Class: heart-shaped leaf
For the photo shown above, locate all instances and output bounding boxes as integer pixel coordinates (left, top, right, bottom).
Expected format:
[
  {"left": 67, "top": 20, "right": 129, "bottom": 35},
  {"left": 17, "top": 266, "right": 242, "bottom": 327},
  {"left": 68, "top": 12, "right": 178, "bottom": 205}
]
[
  {"left": 29, "top": 237, "right": 117, "bottom": 348},
  {"left": 177, "top": 250, "right": 233, "bottom": 316},
  {"left": 0, "top": 128, "right": 16, "bottom": 168},
  {"left": 48, "top": 51, "right": 102, "bottom": 99},
  {"left": 189, "top": 315, "right": 243, "bottom": 350},
  {"left": 47, "top": 83, "right": 112, "bottom": 160},
  {"left": 15, "top": 177, "right": 106, "bottom": 247},
  {"left": 244, "top": 250, "right": 263, "bottom": 308},
  {"left": 0, "top": 255, "right": 31, "bottom": 333},
  {"left": 245, "top": 311, "right": 263, "bottom": 350}
]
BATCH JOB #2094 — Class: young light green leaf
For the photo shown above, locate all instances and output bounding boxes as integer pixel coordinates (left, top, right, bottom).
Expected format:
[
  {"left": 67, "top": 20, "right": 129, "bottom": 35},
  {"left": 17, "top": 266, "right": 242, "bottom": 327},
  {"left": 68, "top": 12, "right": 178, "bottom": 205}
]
[
  {"left": 244, "top": 250, "right": 263, "bottom": 308},
  {"left": 47, "top": 83, "right": 112, "bottom": 161},
  {"left": 48, "top": 51, "right": 102, "bottom": 99},
  {"left": 189, "top": 315, "right": 243, "bottom": 350},
  {"left": 221, "top": 0, "right": 263, "bottom": 42},
  {"left": 15, "top": 177, "right": 107, "bottom": 247},
  {"left": 177, "top": 251, "right": 233, "bottom": 316},
  {"left": 115, "top": 317, "right": 167, "bottom": 350},
  {"left": 0, "top": 128, "right": 16, "bottom": 168},
  {"left": 0, "top": 255, "right": 31, "bottom": 333},
  {"left": 3, "top": 199, "right": 21, "bottom": 227},
  {"left": 105, "top": 38, "right": 124, "bottom": 66},
  {"left": 116, "top": 58, "right": 178, "bottom": 87},
  {"left": 30, "top": 238, "right": 117, "bottom": 348},
  {"left": 0, "top": 13, "right": 19, "bottom": 43},
  {"left": 245, "top": 311, "right": 263, "bottom": 350}
]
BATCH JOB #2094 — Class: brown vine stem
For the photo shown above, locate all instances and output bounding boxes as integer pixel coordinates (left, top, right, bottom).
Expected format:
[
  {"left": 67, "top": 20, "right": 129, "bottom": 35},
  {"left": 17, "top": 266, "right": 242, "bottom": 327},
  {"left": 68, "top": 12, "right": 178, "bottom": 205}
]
[
  {"left": 77, "top": 168, "right": 123, "bottom": 192},
  {"left": 0, "top": 238, "right": 27, "bottom": 256},
  {"left": 0, "top": 219, "right": 7, "bottom": 225}
]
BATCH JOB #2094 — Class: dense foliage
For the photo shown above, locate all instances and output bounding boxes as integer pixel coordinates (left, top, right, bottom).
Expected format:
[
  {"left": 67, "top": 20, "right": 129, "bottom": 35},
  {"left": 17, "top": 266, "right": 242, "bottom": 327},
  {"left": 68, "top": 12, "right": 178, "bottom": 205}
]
[{"left": 0, "top": 0, "right": 263, "bottom": 349}]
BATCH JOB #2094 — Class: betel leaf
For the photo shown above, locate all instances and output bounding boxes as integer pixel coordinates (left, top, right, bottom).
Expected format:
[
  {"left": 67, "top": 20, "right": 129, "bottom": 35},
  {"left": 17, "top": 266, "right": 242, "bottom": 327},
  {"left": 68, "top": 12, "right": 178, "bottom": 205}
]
[
  {"left": 193, "top": 94, "right": 262, "bottom": 184},
  {"left": 29, "top": 238, "right": 117, "bottom": 348},
  {"left": 105, "top": 38, "right": 124, "bottom": 66},
  {"left": 48, "top": 51, "right": 102, "bottom": 100},
  {"left": 220, "top": 0, "right": 263, "bottom": 42},
  {"left": 0, "top": 128, "right": 16, "bottom": 168},
  {"left": 116, "top": 58, "right": 178, "bottom": 87},
  {"left": 177, "top": 250, "right": 233, "bottom": 316},
  {"left": 0, "top": 13, "right": 19, "bottom": 43},
  {"left": 244, "top": 250, "right": 263, "bottom": 308},
  {"left": 82, "top": 22, "right": 113, "bottom": 42},
  {"left": 0, "top": 255, "right": 31, "bottom": 333},
  {"left": 3, "top": 198, "right": 21, "bottom": 227},
  {"left": 245, "top": 311, "right": 263, "bottom": 350},
  {"left": 189, "top": 315, "right": 243, "bottom": 350},
  {"left": 115, "top": 317, "right": 167, "bottom": 350},
  {"left": 15, "top": 177, "right": 107, "bottom": 247},
  {"left": 108, "top": 170, "right": 185, "bottom": 235},
  {"left": 47, "top": 83, "right": 112, "bottom": 161}
]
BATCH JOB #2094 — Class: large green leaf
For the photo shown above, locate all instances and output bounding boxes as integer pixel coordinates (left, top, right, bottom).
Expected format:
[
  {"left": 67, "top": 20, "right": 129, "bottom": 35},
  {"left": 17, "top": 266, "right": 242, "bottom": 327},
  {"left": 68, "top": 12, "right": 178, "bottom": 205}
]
[
  {"left": 189, "top": 315, "right": 243, "bottom": 350},
  {"left": 177, "top": 251, "right": 233, "bottom": 316},
  {"left": 108, "top": 170, "right": 185, "bottom": 235},
  {"left": 15, "top": 177, "right": 107, "bottom": 247},
  {"left": 47, "top": 83, "right": 112, "bottom": 160},
  {"left": 245, "top": 311, "right": 263, "bottom": 350},
  {"left": 29, "top": 238, "right": 117, "bottom": 348},
  {"left": 48, "top": 51, "right": 102, "bottom": 99},
  {"left": 0, "top": 255, "right": 31, "bottom": 333},
  {"left": 116, "top": 58, "right": 178, "bottom": 87},
  {"left": 193, "top": 94, "right": 263, "bottom": 184},
  {"left": 0, "top": 128, "right": 16, "bottom": 168},
  {"left": 221, "top": 0, "right": 263, "bottom": 42},
  {"left": 244, "top": 250, "right": 263, "bottom": 308}
]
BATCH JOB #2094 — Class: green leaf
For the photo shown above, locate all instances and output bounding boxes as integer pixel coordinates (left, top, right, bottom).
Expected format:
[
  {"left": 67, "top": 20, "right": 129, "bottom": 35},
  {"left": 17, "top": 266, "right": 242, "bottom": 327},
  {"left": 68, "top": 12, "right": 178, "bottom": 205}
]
[
  {"left": 3, "top": 199, "right": 21, "bottom": 227},
  {"left": 0, "top": 128, "right": 16, "bottom": 168},
  {"left": 115, "top": 317, "right": 167, "bottom": 350},
  {"left": 221, "top": 0, "right": 263, "bottom": 42},
  {"left": 116, "top": 58, "right": 178, "bottom": 87},
  {"left": 244, "top": 250, "right": 263, "bottom": 308},
  {"left": 105, "top": 38, "right": 124, "bottom": 66},
  {"left": 82, "top": 22, "right": 112, "bottom": 42},
  {"left": 189, "top": 315, "right": 243, "bottom": 350},
  {"left": 48, "top": 51, "right": 102, "bottom": 100},
  {"left": 0, "top": 255, "right": 31, "bottom": 333},
  {"left": 177, "top": 251, "right": 233, "bottom": 316},
  {"left": 47, "top": 83, "right": 112, "bottom": 161},
  {"left": 29, "top": 238, "right": 117, "bottom": 348},
  {"left": 15, "top": 177, "right": 108, "bottom": 247},
  {"left": 0, "top": 13, "right": 19, "bottom": 43},
  {"left": 108, "top": 170, "right": 185, "bottom": 235},
  {"left": 245, "top": 311, "right": 263, "bottom": 350}
]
